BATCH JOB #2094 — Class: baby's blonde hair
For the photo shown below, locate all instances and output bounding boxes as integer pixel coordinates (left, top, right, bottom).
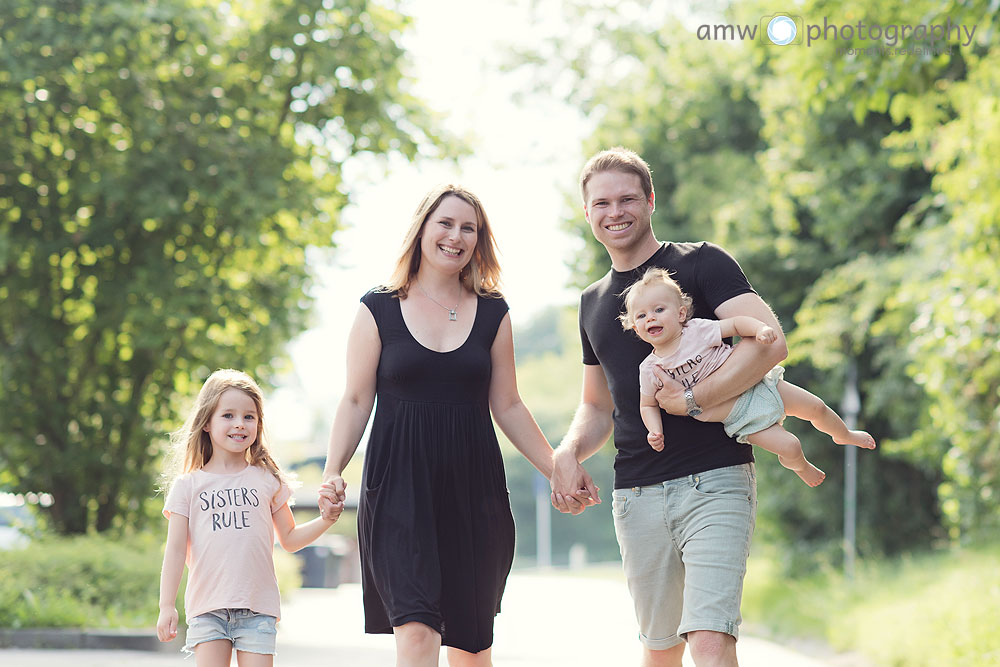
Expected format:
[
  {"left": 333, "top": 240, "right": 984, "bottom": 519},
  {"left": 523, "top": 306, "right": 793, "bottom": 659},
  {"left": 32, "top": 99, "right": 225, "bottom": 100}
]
[
  {"left": 619, "top": 267, "right": 694, "bottom": 330},
  {"left": 161, "top": 369, "right": 289, "bottom": 493}
]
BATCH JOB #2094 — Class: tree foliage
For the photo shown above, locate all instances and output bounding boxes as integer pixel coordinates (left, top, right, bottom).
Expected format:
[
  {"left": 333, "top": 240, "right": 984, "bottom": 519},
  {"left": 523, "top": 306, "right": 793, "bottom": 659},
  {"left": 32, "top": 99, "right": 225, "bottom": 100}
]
[
  {"left": 0, "top": 0, "right": 440, "bottom": 533},
  {"left": 771, "top": 0, "right": 1000, "bottom": 540},
  {"left": 516, "top": 0, "right": 1000, "bottom": 559}
]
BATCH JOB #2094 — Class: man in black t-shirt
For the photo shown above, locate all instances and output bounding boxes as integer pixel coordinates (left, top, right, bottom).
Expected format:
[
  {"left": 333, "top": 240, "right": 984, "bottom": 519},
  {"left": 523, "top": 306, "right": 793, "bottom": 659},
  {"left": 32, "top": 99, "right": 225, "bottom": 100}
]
[{"left": 551, "top": 148, "right": 787, "bottom": 667}]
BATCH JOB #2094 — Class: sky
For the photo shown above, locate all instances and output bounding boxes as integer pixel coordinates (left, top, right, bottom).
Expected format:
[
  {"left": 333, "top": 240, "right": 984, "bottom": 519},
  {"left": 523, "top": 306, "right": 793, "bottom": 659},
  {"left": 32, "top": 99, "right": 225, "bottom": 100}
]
[{"left": 267, "top": 1, "right": 593, "bottom": 446}]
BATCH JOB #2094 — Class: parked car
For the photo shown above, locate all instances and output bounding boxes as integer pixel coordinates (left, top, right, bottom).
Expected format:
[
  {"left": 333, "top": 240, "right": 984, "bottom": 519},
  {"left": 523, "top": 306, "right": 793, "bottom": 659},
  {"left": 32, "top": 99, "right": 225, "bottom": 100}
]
[{"left": 0, "top": 497, "right": 32, "bottom": 550}]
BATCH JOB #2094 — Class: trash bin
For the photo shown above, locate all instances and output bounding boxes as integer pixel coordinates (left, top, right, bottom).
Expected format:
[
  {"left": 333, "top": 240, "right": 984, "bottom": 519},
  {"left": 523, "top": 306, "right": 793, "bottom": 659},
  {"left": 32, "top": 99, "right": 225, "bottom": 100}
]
[{"left": 299, "top": 545, "right": 343, "bottom": 588}]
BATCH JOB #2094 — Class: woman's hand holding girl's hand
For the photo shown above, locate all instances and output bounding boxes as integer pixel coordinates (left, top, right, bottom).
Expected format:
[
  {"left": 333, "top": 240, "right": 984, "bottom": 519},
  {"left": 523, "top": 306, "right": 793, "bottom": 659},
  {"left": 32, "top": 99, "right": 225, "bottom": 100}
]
[
  {"left": 318, "top": 478, "right": 347, "bottom": 522},
  {"left": 320, "top": 477, "right": 347, "bottom": 501},
  {"left": 318, "top": 497, "right": 344, "bottom": 523}
]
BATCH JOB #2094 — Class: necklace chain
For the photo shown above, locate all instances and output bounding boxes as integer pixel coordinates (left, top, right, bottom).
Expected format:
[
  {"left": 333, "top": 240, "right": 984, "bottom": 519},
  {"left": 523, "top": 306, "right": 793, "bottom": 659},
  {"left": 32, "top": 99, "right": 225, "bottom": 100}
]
[{"left": 417, "top": 282, "right": 460, "bottom": 321}]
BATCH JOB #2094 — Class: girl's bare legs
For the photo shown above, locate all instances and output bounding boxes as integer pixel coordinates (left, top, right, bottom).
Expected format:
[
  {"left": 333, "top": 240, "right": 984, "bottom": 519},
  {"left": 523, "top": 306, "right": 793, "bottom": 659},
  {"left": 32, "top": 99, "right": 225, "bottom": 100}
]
[
  {"left": 195, "top": 639, "right": 233, "bottom": 667},
  {"left": 448, "top": 646, "right": 493, "bottom": 666},
  {"left": 777, "top": 381, "right": 876, "bottom": 449},
  {"left": 747, "top": 424, "right": 827, "bottom": 486},
  {"left": 394, "top": 622, "right": 441, "bottom": 667},
  {"left": 236, "top": 650, "right": 274, "bottom": 667}
]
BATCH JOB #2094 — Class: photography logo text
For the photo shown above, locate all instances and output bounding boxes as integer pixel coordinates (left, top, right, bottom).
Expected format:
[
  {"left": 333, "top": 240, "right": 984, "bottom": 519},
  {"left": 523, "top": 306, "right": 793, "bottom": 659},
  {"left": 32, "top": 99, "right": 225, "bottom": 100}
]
[{"left": 696, "top": 15, "right": 977, "bottom": 56}]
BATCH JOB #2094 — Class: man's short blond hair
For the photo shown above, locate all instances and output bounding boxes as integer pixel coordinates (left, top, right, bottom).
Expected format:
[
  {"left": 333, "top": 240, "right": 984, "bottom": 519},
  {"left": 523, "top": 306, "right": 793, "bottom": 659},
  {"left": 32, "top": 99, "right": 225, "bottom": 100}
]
[{"left": 579, "top": 146, "right": 654, "bottom": 203}]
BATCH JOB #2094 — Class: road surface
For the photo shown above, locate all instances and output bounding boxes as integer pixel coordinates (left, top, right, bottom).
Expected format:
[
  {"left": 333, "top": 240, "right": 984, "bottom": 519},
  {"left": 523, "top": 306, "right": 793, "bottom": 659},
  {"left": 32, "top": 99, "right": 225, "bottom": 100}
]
[{"left": 2, "top": 571, "right": 869, "bottom": 666}]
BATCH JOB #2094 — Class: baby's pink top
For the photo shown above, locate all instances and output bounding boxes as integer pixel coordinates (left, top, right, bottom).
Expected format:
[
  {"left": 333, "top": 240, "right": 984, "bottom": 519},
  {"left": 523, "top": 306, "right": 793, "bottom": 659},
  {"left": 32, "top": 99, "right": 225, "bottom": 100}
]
[
  {"left": 164, "top": 465, "right": 292, "bottom": 619},
  {"left": 638, "top": 318, "right": 734, "bottom": 395}
]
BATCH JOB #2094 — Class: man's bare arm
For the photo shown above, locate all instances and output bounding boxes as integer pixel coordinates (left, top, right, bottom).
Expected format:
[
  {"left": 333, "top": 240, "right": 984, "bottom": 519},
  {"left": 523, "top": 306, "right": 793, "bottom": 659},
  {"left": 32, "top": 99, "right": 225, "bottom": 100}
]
[
  {"left": 654, "top": 292, "right": 787, "bottom": 414},
  {"left": 561, "top": 364, "right": 615, "bottom": 461},
  {"left": 551, "top": 364, "right": 614, "bottom": 514}
]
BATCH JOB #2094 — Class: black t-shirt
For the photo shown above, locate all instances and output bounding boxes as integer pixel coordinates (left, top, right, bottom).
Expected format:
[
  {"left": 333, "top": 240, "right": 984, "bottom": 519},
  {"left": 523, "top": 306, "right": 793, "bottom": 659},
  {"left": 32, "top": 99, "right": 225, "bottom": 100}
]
[{"left": 580, "top": 242, "right": 757, "bottom": 489}]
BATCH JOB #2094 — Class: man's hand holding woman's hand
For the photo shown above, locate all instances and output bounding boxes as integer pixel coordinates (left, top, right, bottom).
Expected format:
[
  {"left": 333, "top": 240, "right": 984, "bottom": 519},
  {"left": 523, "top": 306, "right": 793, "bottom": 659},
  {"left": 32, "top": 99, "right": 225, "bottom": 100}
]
[
  {"left": 549, "top": 447, "right": 600, "bottom": 515},
  {"left": 318, "top": 476, "right": 347, "bottom": 522}
]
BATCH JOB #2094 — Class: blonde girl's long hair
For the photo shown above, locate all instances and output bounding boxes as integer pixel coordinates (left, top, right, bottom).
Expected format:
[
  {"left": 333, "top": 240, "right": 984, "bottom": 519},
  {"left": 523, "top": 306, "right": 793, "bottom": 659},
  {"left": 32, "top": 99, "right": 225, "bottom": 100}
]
[
  {"left": 383, "top": 184, "right": 503, "bottom": 299},
  {"left": 161, "top": 369, "right": 290, "bottom": 493}
]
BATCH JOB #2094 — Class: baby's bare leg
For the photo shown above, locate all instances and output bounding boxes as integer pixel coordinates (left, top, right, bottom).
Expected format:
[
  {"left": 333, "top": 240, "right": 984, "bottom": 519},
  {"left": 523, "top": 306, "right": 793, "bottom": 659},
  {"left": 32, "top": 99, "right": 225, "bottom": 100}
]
[
  {"left": 747, "top": 424, "right": 826, "bottom": 487},
  {"left": 777, "top": 381, "right": 876, "bottom": 449},
  {"left": 694, "top": 396, "right": 739, "bottom": 423}
]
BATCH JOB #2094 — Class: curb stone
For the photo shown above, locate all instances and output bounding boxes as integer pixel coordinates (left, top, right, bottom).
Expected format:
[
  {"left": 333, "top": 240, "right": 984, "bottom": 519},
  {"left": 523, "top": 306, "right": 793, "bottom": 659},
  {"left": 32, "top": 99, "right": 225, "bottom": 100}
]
[{"left": 0, "top": 628, "right": 185, "bottom": 652}]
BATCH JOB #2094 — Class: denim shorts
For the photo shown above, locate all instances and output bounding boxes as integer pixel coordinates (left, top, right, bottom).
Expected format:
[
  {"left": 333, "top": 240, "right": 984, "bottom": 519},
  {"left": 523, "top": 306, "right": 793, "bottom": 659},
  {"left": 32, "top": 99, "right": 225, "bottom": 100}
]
[
  {"left": 183, "top": 608, "right": 277, "bottom": 656},
  {"left": 612, "top": 463, "right": 757, "bottom": 650}
]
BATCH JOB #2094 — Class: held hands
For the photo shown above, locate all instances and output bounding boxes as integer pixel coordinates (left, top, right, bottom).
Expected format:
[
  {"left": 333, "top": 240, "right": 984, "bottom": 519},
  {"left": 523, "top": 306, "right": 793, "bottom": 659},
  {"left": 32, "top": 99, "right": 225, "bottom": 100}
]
[
  {"left": 755, "top": 325, "right": 777, "bottom": 344},
  {"left": 156, "top": 606, "right": 179, "bottom": 643},
  {"left": 318, "top": 476, "right": 347, "bottom": 523},
  {"left": 549, "top": 447, "right": 600, "bottom": 515},
  {"left": 647, "top": 431, "right": 664, "bottom": 452}
]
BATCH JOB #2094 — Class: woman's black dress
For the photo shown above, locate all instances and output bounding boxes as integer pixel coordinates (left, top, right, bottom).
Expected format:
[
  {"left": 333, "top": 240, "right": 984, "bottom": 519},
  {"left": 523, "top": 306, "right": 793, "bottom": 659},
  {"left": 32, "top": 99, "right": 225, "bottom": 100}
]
[{"left": 357, "top": 289, "right": 516, "bottom": 653}]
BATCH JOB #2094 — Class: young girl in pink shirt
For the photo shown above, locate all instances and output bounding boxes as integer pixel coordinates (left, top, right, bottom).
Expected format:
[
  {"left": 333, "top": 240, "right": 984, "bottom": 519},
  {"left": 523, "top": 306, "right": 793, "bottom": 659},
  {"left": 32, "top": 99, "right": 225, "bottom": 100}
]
[
  {"left": 621, "top": 268, "right": 875, "bottom": 487},
  {"left": 157, "top": 369, "right": 343, "bottom": 665}
]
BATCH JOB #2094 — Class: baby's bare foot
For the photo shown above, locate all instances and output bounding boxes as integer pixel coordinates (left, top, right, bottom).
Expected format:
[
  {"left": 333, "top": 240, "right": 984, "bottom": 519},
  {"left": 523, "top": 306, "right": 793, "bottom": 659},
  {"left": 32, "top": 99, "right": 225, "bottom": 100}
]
[
  {"left": 779, "top": 454, "right": 826, "bottom": 487},
  {"left": 836, "top": 430, "right": 876, "bottom": 449},
  {"left": 794, "top": 464, "right": 826, "bottom": 487}
]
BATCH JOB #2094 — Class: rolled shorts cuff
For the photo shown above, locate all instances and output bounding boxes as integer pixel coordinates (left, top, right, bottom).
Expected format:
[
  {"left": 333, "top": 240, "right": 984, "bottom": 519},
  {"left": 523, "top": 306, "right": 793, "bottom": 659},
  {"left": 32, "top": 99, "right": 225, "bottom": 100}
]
[
  {"left": 639, "top": 631, "right": 685, "bottom": 651},
  {"left": 677, "top": 618, "right": 741, "bottom": 641}
]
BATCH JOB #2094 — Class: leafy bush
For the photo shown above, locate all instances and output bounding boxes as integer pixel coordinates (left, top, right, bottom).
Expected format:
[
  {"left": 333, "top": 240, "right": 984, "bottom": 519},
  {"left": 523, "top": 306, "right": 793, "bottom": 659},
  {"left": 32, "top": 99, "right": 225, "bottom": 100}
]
[
  {"left": 0, "top": 533, "right": 164, "bottom": 628},
  {"left": 0, "top": 532, "right": 302, "bottom": 629}
]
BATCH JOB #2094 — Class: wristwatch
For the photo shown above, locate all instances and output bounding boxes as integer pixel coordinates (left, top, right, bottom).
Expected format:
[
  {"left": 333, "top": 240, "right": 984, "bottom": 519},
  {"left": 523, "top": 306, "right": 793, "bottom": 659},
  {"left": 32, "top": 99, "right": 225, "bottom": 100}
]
[{"left": 684, "top": 388, "right": 703, "bottom": 417}]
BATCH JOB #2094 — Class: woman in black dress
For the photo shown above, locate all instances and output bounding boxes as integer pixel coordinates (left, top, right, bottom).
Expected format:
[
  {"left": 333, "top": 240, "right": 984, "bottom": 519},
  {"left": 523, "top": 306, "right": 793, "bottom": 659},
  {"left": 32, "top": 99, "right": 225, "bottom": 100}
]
[{"left": 319, "top": 185, "right": 593, "bottom": 666}]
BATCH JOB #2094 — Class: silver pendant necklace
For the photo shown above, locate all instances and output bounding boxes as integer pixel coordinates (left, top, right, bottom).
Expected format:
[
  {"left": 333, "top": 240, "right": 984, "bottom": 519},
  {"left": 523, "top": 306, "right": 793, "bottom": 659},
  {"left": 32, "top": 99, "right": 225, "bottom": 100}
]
[{"left": 418, "top": 282, "right": 460, "bottom": 321}]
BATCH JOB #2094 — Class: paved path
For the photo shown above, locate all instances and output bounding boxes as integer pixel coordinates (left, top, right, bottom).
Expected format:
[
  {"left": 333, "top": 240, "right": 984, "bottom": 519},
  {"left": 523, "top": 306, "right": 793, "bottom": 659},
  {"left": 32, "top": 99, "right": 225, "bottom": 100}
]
[{"left": 2, "top": 572, "right": 866, "bottom": 666}]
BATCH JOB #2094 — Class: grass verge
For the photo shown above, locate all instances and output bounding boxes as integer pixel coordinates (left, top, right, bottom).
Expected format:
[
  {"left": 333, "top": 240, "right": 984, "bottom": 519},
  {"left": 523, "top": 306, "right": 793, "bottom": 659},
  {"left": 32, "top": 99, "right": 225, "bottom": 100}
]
[{"left": 742, "top": 543, "right": 1000, "bottom": 666}]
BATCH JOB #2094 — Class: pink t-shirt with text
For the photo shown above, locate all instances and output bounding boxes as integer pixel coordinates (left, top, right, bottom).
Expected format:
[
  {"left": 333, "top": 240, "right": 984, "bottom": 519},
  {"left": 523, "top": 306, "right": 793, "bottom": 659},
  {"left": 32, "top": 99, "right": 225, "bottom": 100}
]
[
  {"left": 638, "top": 318, "right": 734, "bottom": 395},
  {"left": 163, "top": 465, "right": 292, "bottom": 620}
]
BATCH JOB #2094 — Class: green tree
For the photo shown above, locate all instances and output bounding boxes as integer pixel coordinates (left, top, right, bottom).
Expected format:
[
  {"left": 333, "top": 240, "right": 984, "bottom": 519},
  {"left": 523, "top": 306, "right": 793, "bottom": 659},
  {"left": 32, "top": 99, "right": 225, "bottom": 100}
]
[
  {"left": 515, "top": 0, "right": 1000, "bottom": 562},
  {"left": 717, "top": 4, "right": 949, "bottom": 560},
  {"left": 779, "top": 0, "right": 1000, "bottom": 539},
  {"left": 0, "top": 0, "right": 440, "bottom": 534}
]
